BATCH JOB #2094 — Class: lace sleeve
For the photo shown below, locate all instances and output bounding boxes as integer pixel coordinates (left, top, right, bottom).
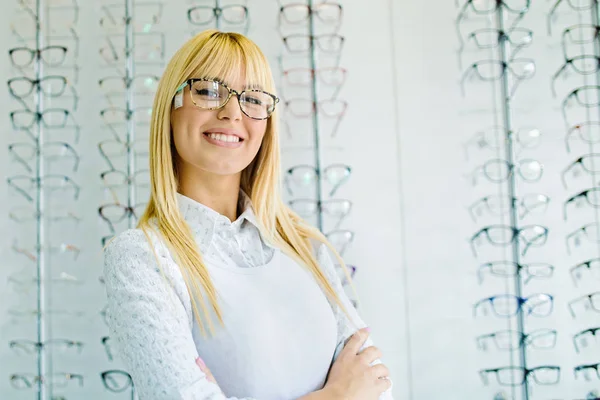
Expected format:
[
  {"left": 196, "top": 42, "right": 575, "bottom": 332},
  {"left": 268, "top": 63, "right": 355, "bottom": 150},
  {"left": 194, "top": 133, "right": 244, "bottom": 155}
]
[
  {"left": 316, "top": 243, "right": 395, "bottom": 400},
  {"left": 103, "top": 229, "right": 258, "bottom": 400}
]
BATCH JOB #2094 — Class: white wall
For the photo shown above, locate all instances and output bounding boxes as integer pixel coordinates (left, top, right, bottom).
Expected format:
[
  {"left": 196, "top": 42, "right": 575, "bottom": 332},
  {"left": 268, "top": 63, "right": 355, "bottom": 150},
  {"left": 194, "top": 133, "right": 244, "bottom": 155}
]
[{"left": 1, "top": 0, "right": 599, "bottom": 399}]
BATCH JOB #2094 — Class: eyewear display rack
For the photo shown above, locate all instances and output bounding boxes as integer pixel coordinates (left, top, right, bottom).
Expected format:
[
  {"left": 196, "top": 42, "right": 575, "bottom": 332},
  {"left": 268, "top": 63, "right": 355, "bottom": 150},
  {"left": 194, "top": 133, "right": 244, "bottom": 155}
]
[
  {"left": 457, "top": 2, "right": 548, "bottom": 400},
  {"left": 6, "top": 0, "right": 82, "bottom": 398},
  {"left": 548, "top": 1, "right": 600, "bottom": 398}
]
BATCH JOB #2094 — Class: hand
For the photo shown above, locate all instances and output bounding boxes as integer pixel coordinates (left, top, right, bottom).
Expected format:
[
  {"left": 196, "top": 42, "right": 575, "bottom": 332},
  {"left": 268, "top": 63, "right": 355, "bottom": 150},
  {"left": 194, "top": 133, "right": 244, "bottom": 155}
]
[{"left": 323, "top": 327, "right": 391, "bottom": 400}]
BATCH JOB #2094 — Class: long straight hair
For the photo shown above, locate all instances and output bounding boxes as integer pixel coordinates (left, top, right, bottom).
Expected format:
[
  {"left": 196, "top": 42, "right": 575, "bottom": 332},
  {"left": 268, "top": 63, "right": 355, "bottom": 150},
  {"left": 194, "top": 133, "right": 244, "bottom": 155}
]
[{"left": 137, "top": 29, "right": 359, "bottom": 338}]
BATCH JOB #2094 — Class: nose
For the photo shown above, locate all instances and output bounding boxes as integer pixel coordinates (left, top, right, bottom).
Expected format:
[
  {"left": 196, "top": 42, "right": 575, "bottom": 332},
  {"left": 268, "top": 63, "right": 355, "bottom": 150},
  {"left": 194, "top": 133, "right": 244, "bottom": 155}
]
[{"left": 217, "top": 94, "right": 243, "bottom": 121}]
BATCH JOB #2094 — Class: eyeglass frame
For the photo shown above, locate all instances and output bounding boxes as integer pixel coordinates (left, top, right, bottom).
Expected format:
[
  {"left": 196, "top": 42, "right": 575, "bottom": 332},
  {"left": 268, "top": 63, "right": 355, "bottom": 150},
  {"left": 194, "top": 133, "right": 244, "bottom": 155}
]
[{"left": 175, "top": 78, "right": 279, "bottom": 120}]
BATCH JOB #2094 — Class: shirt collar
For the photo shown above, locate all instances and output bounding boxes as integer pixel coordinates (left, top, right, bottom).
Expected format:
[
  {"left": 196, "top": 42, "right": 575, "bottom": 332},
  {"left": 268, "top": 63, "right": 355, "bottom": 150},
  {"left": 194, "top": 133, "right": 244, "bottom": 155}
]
[{"left": 175, "top": 189, "right": 263, "bottom": 253}]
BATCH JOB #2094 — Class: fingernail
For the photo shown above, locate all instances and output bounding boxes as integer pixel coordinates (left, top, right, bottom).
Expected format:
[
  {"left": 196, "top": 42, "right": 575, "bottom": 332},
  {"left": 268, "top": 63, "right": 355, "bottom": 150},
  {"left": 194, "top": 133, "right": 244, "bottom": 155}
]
[{"left": 196, "top": 357, "right": 206, "bottom": 368}]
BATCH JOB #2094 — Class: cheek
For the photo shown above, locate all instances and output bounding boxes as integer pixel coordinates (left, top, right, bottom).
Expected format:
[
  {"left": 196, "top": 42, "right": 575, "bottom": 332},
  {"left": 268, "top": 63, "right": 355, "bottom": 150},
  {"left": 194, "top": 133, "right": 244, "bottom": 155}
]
[{"left": 247, "top": 121, "right": 268, "bottom": 145}]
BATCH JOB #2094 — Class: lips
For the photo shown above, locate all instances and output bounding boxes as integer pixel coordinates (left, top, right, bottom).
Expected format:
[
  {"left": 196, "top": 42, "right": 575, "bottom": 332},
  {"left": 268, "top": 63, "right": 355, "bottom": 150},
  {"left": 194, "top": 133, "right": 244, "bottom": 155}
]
[{"left": 203, "top": 128, "right": 244, "bottom": 141}]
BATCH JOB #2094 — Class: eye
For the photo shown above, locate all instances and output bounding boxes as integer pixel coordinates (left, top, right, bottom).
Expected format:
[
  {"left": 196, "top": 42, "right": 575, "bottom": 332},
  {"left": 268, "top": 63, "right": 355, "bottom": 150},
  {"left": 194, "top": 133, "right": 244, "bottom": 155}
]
[{"left": 195, "top": 88, "right": 220, "bottom": 98}]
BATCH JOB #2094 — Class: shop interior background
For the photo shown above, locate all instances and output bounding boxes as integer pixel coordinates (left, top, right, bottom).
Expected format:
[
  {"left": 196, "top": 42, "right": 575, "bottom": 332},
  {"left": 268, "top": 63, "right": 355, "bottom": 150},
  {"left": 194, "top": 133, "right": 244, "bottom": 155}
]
[{"left": 0, "top": 0, "right": 599, "bottom": 399}]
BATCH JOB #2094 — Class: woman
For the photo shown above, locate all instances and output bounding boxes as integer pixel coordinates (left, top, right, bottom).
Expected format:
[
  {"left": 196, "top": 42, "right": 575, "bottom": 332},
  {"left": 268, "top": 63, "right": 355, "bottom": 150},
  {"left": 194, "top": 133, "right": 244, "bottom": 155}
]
[{"left": 103, "top": 30, "right": 393, "bottom": 400}]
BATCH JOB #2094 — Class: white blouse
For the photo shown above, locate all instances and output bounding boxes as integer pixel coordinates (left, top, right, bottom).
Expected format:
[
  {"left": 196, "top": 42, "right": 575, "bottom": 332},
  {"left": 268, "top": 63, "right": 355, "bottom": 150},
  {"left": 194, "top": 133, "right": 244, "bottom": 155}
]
[{"left": 103, "top": 191, "right": 394, "bottom": 400}]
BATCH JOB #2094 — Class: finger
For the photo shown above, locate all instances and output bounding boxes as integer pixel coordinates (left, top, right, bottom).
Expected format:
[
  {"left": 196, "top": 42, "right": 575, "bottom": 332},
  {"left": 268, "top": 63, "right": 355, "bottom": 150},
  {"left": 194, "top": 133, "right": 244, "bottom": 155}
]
[
  {"left": 357, "top": 346, "right": 382, "bottom": 364},
  {"left": 342, "top": 327, "right": 371, "bottom": 355}
]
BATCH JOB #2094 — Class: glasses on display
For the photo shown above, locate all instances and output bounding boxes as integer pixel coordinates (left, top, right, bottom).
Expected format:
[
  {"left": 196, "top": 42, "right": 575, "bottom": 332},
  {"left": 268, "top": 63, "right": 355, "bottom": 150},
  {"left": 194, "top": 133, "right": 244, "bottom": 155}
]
[
  {"left": 282, "top": 67, "right": 347, "bottom": 98},
  {"left": 9, "top": 205, "right": 80, "bottom": 224},
  {"left": 284, "top": 163, "right": 351, "bottom": 196},
  {"left": 9, "top": 46, "right": 68, "bottom": 68},
  {"left": 278, "top": 3, "right": 342, "bottom": 26},
  {"left": 188, "top": 5, "right": 248, "bottom": 26},
  {"left": 552, "top": 55, "right": 600, "bottom": 96},
  {"left": 325, "top": 229, "right": 354, "bottom": 256},
  {"left": 562, "top": 86, "right": 600, "bottom": 125},
  {"left": 565, "top": 122, "right": 600, "bottom": 153},
  {"left": 12, "top": 240, "right": 80, "bottom": 262},
  {"left": 7, "top": 75, "right": 69, "bottom": 98},
  {"left": 10, "top": 108, "right": 77, "bottom": 130},
  {"left": 10, "top": 372, "right": 84, "bottom": 390},
  {"left": 458, "top": 28, "right": 533, "bottom": 55},
  {"left": 7, "top": 174, "right": 80, "bottom": 202},
  {"left": 17, "top": 0, "right": 80, "bottom": 24},
  {"left": 177, "top": 78, "right": 279, "bottom": 120},
  {"left": 473, "top": 293, "right": 554, "bottom": 318},
  {"left": 570, "top": 258, "right": 600, "bottom": 286},
  {"left": 467, "top": 158, "right": 543, "bottom": 186},
  {"left": 469, "top": 224, "right": 549, "bottom": 257},
  {"left": 100, "top": 1, "right": 163, "bottom": 33},
  {"left": 98, "top": 202, "right": 147, "bottom": 233},
  {"left": 9, "top": 339, "right": 83, "bottom": 356},
  {"left": 476, "top": 329, "right": 558, "bottom": 351},
  {"left": 468, "top": 193, "right": 550, "bottom": 221},
  {"left": 9, "top": 141, "right": 80, "bottom": 173},
  {"left": 560, "top": 24, "right": 600, "bottom": 58},
  {"left": 463, "top": 126, "right": 542, "bottom": 159},
  {"left": 99, "top": 33, "right": 165, "bottom": 66},
  {"left": 98, "top": 139, "right": 149, "bottom": 169},
  {"left": 477, "top": 261, "right": 554, "bottom": 285},
  {"left": 562, "top": 153, "right": 600, "bottom": 188},
  {"left": 575, "top": 363, "right": 600, "bottom": 381},
  {"left": 284, "top": 98, "right": 347, "bottom": 137},
  {"left": 459, "top": 59, "right": 536, "bottom": 97},
  {"left": 289, "top": 199, "right": 352, "bottom": 229},
  {"left": 99, "top": 74, "right": 160, "bottom": 98},
  {"left": 101, "top": 169, "right": 150, "bottom": 189},
  {"left": 101, "top": 370, "right": 133, "bottom": 393},
  {"left": 566, "top": 223, "right": 600, "bottom": 254},
  {"left": 479, "top": 365, "right": 560, "bottom": 386},
  {"left": 100, "top": 106, "right": 153, "bottom": 126},
  {"left": 564, "top": 187, "right": 600, "bottom": 219},
  {"left": 8, "top": 271, "right": 83, "bottom": 292},
  {"left": 568, "top": 291, "right": 600, "bottom": 318},
  {"left": 282, "top": 34, "right": 345, "bottom": 54},
  {"left": 573, "top": 327, "right": 600, "bottom": 353}
]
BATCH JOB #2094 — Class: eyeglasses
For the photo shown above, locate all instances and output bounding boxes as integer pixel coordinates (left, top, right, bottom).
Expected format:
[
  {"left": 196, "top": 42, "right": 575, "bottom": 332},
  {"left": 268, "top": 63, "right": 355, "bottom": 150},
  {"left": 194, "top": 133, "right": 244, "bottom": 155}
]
[
  {"left": 284, "top": 98, "right": 347, "bottom": 137},
  {"left": 12, "top": 240, "right": 80, "bottom": 262},
  {"left": 560, "top": 24, "right": 600, "bottom": 57},
  {"left": 101, "top": 169, "right": 150, "bottom": 189},
  {"left": 282, "top": 34, "right": 345, "bottom": 54},
  {"left": 10, "top": 108, "right": 76, "bottom": 130},
  {"left": 177, "top": 78, "right": 279, "bottom": 120},
  {"left": 562, "top": 86, "right": 600, "bottom": 124},
  {"left": 474, "top": 294, "right": 554, "bottom": 318},
  {"left": 101, "top": 370, "right": 133, "bottom": 393},
  {"left": 9, "top": 141, "right": 80, "bottom": 173},
  {"left": 98, "top": 139, "right": 149, "bottom": 169},
  {"left": 8, "top": 271, "right": 82, "bottom": 292},
  {"left": 100, "top": 106, "right": 153, "bottom": 125},
  {"left": 9, "top": 339, "right": 83, "bottom": 356},
  {"left": 476, "top": 329, "right": 557, "bottom": 352},
  {"left": 479, "top": 365, "right": 560, "bottom": 386},
  {"left": 457, "top": 0, "right": 531, "bottom": 16},
  {"left": 552, "top": 56, "right": 600, "bottom": 96},
  {"left": 565, "top": 122, "right": 600, "bottom": 153},
  {"left": 468, "top": 194, "right": 550, "bottom": 221},
  {"left": 575, "top": 363, "right": 600, "bottom": 381},
  {"left": 8, "top": 75, "right": 68, "bottom": 98},
  {"left": 566, "top": 223, "right": 600, "bottom": 254},
  {"left": 562, "top": 153, "right": 600, "bottom": 188},
  {"left": 282, "top": 67, "right": 347, "bottom": 97},
  {"left": 14, "top": 124, "right": 81, "bottom": 144},
  {"left": 100, "top": 2, "right": 163, "bottom": 33},
  {"left": 8, "top": 308, "right": 84, "bottom": 321},
  {"left": 284, "top": 164, "right": 351, "bottom": 197},
  {"left": 7, "top": 174, "right": 80, "bottom": 202},
  {"left": 10, "top": 372, "right": 84, "bottom": 389},
  {"left": 573, "top": 327, "right": 600, "bottom": 353},
  {"left": 477, "top": 261, "right": 554, "bottom": 285},
  {"left": 99, "top": 33, "right": 165, "bottom": 66},
  {"left": 18, "top": 0, "right": 80, "bottom": 25},
  {"left": 9, "top": 205, "right": 80, "bottom": 224},
  {"left": 549, "top": 0, "right": 595, "bottom": 29},
  {"left": 570, "top": 258, "right": 600, "bottom": 286},
  {"left": 564, "top": 188, "right": 600, "bottom": 219},
  {"left": 462, "top": 126, "right": 542, "bottom": 159},
  {"left": 9, "top": 46, "right": 68, "bottom": 67},
  {"left": 99, "top": 74, "right": 160, "bottom": 97},
  {"left": 99, "top": 202, "right": 147, "bottom": 233},
  {"left": 188, "top": 5, "right": 248, "bottom": 26},
  {"left": 467, "top": 159, "right": 543, "bottom": 186},
  {"left": 568, "top": 291, "right": 600, "bottom": 318},
  {"left": 278, "top": 3, "right": 342, "bottom": 26},
  {"left": 459, "top": 28, "right": 533, "bottom": 54},
  {"left": 460, "top": 58, "right": 535, "bottom": 97},
  {"left": 325, "top": 229, "right": 354, "bottom": 256},
  {"left": 470, "top": 224, "right": 548, "bottom": 257},
  {"left": 289, "top": 199, "right": 352, "bottom": 229}
]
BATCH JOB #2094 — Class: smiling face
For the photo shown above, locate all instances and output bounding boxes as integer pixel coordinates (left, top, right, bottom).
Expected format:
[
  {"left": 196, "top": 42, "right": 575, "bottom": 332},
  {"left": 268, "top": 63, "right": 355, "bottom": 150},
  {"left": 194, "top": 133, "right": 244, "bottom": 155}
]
[{"left": 170, "top": 71, "right": 269, "bottom": 179}]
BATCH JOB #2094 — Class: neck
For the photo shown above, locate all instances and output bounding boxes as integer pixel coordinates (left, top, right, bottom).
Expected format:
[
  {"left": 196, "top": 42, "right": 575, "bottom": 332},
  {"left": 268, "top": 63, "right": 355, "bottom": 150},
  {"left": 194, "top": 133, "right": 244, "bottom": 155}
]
[{"left": 177, "top": 164, "right": 242, "bottom": 223}]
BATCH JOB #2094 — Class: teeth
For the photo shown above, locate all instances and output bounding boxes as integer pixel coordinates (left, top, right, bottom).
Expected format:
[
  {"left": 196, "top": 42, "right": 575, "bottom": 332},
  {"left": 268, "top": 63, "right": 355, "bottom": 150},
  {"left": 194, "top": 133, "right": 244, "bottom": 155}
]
[{"left": 207, "top": 133, "right": 240, "bottom": 143}]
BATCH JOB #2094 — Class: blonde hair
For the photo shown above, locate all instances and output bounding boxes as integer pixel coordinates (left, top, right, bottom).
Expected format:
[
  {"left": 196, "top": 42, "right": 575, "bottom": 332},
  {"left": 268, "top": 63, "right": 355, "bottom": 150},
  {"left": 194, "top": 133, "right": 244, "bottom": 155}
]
[{"left": 137, "top": 29, "right": 359, "bottom": 338}]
